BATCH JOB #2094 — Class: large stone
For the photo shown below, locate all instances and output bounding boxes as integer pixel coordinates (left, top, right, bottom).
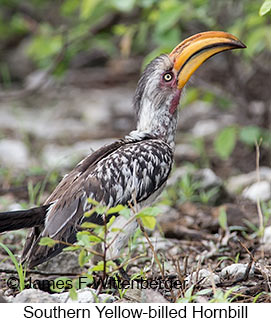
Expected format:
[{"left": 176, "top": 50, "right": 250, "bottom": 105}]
[
  {"left": 226, "top": 167, "right": 271, "bottom": 194},
  {"left": 242, "top": 181, "right": 271, "bottom": 202},
  {"left": 35, "top": 251, "right": 82, "bottom": 274},
  {"left": 10, "top": 289, "right": 55, "bottom": 303},
  {"left": 220, "top": 263, "right": 255, "bottom": 281},
  {"left": 122, "top": 288, "right": 168, "bottom": 303},
  {"left": 7, "top": 287, "right": 115, "bottom": 303},
  {"left": 263, "top": 226, "right": 271, "bottom": 245},
  {"left": 52, "top": 288, "right": 115, "bottom": 303},
  {"left": 194, "top": 168, "right": 222, "bottom": 189},
  {"left": 190, "top": 113, "right": 235, "bottom": 137},
  {"left": 185, "top": 269, "right": 220, "bottom": 286},
  {"left": 0, "top": 139, "right": 30, "bottom": 169},
  {"left": 191, "top": 119, "right": 220, "bottom": 137}
]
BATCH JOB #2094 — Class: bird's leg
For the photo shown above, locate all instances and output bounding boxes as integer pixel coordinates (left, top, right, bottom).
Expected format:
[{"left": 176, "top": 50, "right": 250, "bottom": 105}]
[{"left": 106, "top": 215, "right": 138, "bottom": 281}]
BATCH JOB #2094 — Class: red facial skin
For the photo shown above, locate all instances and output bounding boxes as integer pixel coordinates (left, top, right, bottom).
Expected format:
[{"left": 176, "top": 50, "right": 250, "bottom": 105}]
[
  {"left": 169, "top": 89, "right": 181, "bottom": 114},
  {"left": 160, "top": 71, "right": 181, "bottom": 115}
]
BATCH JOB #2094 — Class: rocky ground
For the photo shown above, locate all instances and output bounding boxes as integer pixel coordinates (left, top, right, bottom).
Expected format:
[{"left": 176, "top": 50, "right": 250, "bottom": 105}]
[{"left": 0, "top": 78, "right": 270, "bottom": 303}]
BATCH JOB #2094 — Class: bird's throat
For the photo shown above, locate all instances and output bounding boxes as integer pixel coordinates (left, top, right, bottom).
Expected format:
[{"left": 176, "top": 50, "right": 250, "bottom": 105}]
[{"left": 169, "top": 89, "right": 181, "bottom": 115}]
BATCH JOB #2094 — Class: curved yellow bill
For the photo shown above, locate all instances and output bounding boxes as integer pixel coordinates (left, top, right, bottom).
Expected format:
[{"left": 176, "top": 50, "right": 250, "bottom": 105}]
[{"left": 169, "top": 31, "right": 246, "bottom": 89}]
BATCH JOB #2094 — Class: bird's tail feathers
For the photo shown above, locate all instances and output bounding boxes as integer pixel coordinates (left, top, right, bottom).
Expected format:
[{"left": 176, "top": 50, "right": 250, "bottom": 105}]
[{"left": 0, "top": 205, "right": 48, "bottom": 233}]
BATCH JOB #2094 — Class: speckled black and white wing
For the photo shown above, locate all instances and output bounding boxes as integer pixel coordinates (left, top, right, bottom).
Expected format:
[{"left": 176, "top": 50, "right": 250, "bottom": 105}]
[{"left": 23, "top": 135, "right": 173, "bottom": 267}]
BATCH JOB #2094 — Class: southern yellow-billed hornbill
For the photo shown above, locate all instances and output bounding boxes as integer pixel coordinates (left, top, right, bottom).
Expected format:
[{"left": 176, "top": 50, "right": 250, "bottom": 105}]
[{"left": 0, "top": 31, "right": 245, "bottom": 268}]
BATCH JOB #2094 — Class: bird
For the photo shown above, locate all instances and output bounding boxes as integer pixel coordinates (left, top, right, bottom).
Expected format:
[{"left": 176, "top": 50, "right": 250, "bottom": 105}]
[{"left": 0, "top": 31, "right": 245, "bottom": 269}]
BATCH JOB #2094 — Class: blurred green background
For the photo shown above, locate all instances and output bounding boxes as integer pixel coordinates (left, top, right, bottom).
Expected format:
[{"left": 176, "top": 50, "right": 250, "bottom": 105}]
[
  {"left": 0, "top": 0, "right": 270, "bottom": 81},
  {"left": 0, "top": 0, "right": 270, "bottom": 162},
  {"left": 0, "top": 0, "right": 270, "bottom": 182}
]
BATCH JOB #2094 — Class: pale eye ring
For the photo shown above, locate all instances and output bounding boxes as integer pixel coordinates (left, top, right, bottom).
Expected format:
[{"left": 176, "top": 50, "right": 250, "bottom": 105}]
[{"left": 163, "top": 72, "right": 173, "bottom": 82}]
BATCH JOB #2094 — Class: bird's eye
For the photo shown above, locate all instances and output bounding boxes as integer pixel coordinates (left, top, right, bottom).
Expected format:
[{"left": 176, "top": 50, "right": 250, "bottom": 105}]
[{"left": 163, "top": 72, "right": 173, "bottom": 82}]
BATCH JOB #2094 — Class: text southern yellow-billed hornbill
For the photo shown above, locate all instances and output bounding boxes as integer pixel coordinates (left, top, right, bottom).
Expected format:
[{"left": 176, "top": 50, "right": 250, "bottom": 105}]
[{"left": 0, "top": 31, "right": 245, "bottom": 268}]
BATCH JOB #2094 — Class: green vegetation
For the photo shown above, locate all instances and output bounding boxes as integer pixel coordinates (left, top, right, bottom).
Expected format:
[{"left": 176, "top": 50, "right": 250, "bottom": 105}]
[
  {"left": 177, "top": 285, "right": 240, "bottom": 303},
  {"left": 0, "top": 242, "right": 26, "bottom": 291},
  {"left": 162, "top": 172, "right": 220, "bottom": 206},
  {"left": 0, "top": 0, "right": 270, "bottom": 165},
  {"left": 38, "top": 199, "right": 162, "bottom": 299},
  {"left": 214, "top": 125, "right": 271, "bottom": 161},
  {"left": 0, "top": 0, "right": 269, "bottom": 76}
]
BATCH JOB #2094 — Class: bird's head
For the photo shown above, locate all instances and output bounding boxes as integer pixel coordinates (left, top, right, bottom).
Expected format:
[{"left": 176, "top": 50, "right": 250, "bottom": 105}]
[{"left": 134, "top": 31, "right": 245, "bottom": 144}]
